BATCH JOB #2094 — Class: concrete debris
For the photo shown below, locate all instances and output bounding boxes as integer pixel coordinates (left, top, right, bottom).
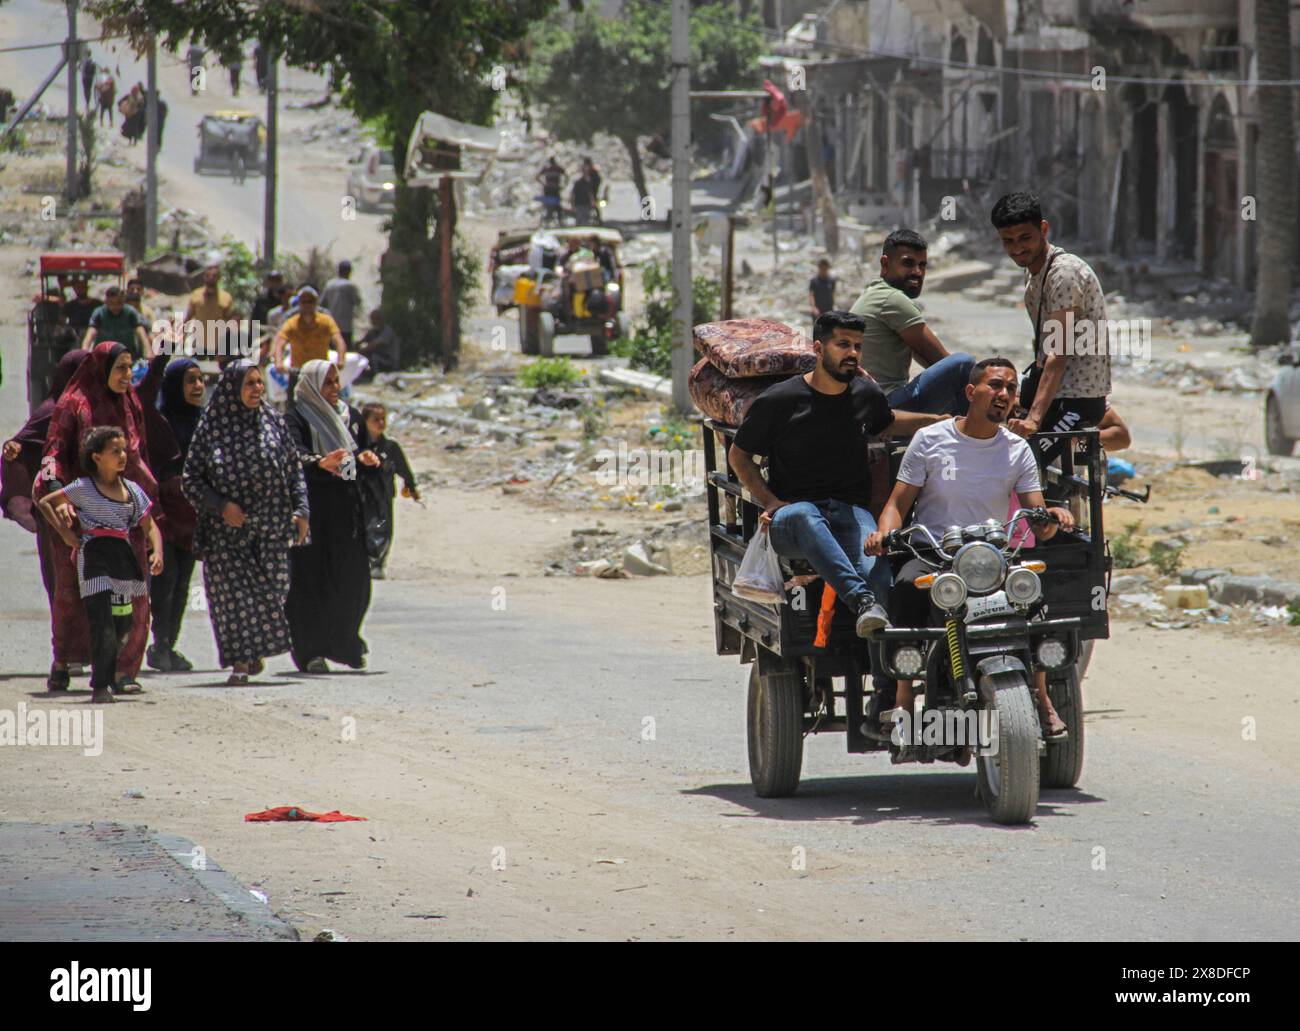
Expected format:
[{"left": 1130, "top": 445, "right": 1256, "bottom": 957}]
[{"left": 622, "top": 541, "right": 670, "bottom": 576}]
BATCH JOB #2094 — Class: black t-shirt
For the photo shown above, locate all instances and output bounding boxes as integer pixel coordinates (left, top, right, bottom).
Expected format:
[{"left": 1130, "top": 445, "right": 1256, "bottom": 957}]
[
  {"left": 733, "top": 374, "right": 892, "bottom": 507},
  {"left": 809, "top": 274, "right": 836, "bottom": 314}
]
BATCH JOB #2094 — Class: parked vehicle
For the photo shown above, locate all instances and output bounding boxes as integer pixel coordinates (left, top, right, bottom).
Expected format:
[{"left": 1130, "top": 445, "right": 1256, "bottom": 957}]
[
  {"left": 1264, "top": 329, "right": 1300, "bottom": 456},
  {"left": 705, "top": 425, "right": 1141, "bottom": 824},
  {"left": 488, "top": 226, "right": 629, "bottom": 357},
  {"left": 346, "top": 144, "right": 396, "bottom": 213},
  {"left": 23, "top": 252, "right": 125, "bottom": 414},
  {"left": 194, "top": 110, "right": 264, "bottom": 178}
]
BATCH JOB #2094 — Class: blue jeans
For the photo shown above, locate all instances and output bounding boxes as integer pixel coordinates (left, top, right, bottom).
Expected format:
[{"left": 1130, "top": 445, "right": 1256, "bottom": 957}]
[
  {"left": 768, "top": 500, "right": 891, "bottom": 612},
  {"left": 887, "top": 352, "right": 975, "bottom": 416}
]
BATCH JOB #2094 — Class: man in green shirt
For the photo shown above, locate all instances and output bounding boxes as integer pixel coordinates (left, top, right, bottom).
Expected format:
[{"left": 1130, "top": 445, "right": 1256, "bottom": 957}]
[
  {"left": 849, "top": 228, "right": 974, "bottom": 415},
  {"left": 83, "top": 285, "right": 151, "bottom": 360}
]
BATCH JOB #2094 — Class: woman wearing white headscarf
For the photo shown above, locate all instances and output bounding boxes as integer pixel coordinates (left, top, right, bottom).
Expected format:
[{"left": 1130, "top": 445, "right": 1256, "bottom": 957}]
[{"left": 284, "top": 359, "right": 379, "bottom": 672}]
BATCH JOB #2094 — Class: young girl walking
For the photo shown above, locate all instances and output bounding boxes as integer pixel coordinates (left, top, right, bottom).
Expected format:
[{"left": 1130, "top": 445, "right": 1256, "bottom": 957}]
[{"left": 37, "top": 426, "right": 163, "bottom": 702}]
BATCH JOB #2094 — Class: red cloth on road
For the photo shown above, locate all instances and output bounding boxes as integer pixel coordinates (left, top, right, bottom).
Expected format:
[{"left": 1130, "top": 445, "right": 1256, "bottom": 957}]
[{"left": 244, "top": 806, "right": 367, "bottom": 823}]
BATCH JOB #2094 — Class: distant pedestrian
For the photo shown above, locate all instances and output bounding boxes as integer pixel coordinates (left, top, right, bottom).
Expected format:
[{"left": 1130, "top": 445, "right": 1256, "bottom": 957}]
[
  {"left": 251, "top": 269, "right": 285, "bottom": 326},
  {"left": 81, "top": 54, "right": 97, "bottom": 108},
  {"left": 253, "top": 42, "right": 268, "bottom": 93},
  {"left": 83, "top": 285, "right": 151, "bottom": 359},
  {"left": 808, "top": 257, "right": 836, "bottom": 334},
  {"left": 284, "top": 361, "right": 378, "bottom": 672},
  {"left": 186, "top": 43, "right": 206, "bottom": 95},
  {"left": 36, "top": 426, "right": 163, "bottom": 703},
  {"left": 581, "top": 157, "right": 603, "bottom": 224},
  {"left": 357, "top": 402, "right": 419, "bottom": 579},
  {"left": 95, "top": 70, "right": 116, "bottom": 127},
  {"left": 183, "top": 361, "right": 309, "bottom": 685},
  {"left": 320, "top": 261, "right": 362, "bottom": 349},
  {"left": 225, "top": 46, "right": 243, "bottom": 96},
  {"left": 356, "top": 308, "right": 400, "bottom": 378}
]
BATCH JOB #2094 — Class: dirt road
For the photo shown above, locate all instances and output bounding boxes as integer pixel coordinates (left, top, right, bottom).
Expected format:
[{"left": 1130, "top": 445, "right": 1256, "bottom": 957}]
[{"left": 2, "top": 479, "right": 1297, "bottom": 941}]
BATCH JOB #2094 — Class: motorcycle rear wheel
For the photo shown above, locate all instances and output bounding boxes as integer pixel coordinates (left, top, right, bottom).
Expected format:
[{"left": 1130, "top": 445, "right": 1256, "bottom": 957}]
[
  {"left": 976, "top": 670, "right": 1041, "bottom": 824},
  {"left": 1041, "top": 666, "right": 1085, "bottom": 789}
]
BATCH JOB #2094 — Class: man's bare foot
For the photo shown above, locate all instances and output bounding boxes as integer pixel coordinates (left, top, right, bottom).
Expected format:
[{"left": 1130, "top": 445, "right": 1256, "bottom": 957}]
[{"left": 1037, "top": 701, "right": 1067, "bottom": 739}]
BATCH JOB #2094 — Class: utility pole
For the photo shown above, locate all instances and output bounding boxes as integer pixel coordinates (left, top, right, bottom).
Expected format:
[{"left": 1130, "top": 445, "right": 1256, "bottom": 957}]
[
  {"left": 669, "top": 0, "right": 691, "bottom": 413},
  {"left": 145, "top": 35, "right": 159, "bottom": 250},
  {"left": 64, "top": 0, "right": 78, "bottom": 204},
  {"left": 262, "top": 42, "right": 278, "bottom": 267}
]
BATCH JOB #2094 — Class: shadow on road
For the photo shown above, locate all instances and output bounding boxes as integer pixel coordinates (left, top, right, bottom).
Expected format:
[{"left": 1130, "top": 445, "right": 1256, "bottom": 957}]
[{"left": 685, "top": 775, "right": 1106, "bottom": 828}]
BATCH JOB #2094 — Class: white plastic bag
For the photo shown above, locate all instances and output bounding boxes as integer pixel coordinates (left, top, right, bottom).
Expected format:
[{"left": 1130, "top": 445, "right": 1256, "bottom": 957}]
[{"left": 732, "top": 527, "right": 786, "bottom": 605}]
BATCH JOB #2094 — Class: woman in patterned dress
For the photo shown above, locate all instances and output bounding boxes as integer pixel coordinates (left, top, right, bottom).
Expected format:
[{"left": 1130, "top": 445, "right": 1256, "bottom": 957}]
[
  {"left": 183, "top": 361, "right": 308, "bottom": 685},
  {"left": 35, "top": 342, "right": 157, "bottom": 692}
]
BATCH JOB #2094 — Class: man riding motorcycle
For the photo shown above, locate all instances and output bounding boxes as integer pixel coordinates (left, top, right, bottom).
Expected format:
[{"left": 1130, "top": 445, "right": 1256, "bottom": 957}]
[{"left": 866, "top": 356, "right": 1075, "bottom": 740}]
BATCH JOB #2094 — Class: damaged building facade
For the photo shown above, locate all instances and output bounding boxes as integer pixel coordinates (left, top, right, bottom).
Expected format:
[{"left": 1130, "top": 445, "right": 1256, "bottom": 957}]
[{"left": 762, "top": 0, "right": 1299, "bottom": 290}]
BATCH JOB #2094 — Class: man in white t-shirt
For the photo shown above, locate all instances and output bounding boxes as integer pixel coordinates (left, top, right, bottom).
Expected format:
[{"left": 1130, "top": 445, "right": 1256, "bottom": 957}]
[{"left": 866, "top": 356, "right": 1074, "bottom": 739}]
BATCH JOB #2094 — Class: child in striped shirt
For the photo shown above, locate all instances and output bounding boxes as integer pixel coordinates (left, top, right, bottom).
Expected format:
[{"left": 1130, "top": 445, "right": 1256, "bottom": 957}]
[{"left": 37, "top": 426, "right": 163, "bottom": 703}]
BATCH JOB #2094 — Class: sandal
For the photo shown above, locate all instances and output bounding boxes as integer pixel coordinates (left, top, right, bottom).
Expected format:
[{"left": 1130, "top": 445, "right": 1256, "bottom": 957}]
[
  {"left": 91, "top": 687, "right": 115, "bottom": 704},
  {"left": 226, "top": 672, "right": 249, "bottom": 686},
  {"left": 1038, "top": 708, "right": 1068, "bottom": 740},
  {"left": 47, "top": 666, "right": 70, "bottom": 692},
  {"left": 116, "top": 681, "right": 144, "bottom": 695}
]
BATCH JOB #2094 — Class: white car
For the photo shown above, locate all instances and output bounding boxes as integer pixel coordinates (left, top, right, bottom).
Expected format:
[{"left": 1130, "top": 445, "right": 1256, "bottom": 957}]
[
  {"left": 346, "top": 144, "right": 396, "bottom": 214},
  {"left": 1265, "top": 332, "right": 1300, "bottom": 455}
]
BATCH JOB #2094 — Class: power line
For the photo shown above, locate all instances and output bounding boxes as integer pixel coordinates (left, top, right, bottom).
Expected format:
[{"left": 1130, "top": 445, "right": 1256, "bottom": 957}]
[{"left": 0, "top": 34, "right": 126, "bottom": 55}]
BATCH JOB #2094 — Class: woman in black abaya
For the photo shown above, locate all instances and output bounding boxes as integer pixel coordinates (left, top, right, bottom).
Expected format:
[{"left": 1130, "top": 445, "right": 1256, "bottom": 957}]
[{"left": 284, "top": 359, "right": 378, "bottom": 672}]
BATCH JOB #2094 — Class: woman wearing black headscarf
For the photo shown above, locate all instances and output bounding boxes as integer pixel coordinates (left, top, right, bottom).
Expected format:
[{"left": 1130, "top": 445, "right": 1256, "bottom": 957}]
[
  {"left": 184, "top": 361, "right": 308, "bottom": 685},
  {"left": 283, "top": 359, "right": 379, "bottom": 673},
  {"left": 1, "top": 350, "right": 88, "bottom": 607},
  {"left": 138, "top": 354, "right": 203, "bottom": 671}
]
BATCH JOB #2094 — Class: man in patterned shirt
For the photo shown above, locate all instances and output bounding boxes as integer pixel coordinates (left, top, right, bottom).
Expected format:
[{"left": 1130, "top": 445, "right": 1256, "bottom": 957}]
[{"left": 990, "top": 193, "right": 1110, "bottom": 459}]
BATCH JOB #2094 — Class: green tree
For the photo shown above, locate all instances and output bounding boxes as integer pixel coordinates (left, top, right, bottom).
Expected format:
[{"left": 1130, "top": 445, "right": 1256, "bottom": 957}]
[
  {"left": 528, "top": 0, "right": 763, "bottom": 205},
  {"left": 85, "top": 0, "right": 554, "bottom": 369}
]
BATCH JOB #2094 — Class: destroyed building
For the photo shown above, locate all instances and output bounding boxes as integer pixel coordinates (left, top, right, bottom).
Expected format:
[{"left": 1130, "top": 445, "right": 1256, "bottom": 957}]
[{"left": 739, "top": 0, "right": 1299, "bottom": 291}]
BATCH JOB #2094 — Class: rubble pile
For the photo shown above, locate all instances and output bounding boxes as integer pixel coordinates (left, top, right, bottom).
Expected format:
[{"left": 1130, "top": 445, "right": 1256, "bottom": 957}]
[
  {"left": 359, "top": 365, "right": 708, "bottom": 527},
  {"left": 546, "top": 518, "right": 708, "bottom": 579}
]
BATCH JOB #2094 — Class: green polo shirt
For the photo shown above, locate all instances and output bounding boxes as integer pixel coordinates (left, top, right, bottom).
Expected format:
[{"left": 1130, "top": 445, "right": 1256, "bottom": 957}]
[
  {"left": 89, "top": 304, "right": 147, "bottom": 358},
  {"left": 848, "top": 278, "right": 926, "bottom": 394}
]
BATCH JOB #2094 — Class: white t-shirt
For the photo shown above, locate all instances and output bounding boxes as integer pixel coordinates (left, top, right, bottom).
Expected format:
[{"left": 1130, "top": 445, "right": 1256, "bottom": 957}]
[{"left": 897, "top": 420, "right": 1041, "bottom": 536}]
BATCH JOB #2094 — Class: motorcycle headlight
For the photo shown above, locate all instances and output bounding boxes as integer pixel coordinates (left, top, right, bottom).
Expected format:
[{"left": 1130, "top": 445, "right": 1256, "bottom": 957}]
[
  {"left": 931, "top": 573, "right": 967, "bottom": 610},
  {"left": 892, "top": 646, "right": 925, "bottom": 677},
  {"left": 1005, "top": 566, "right": 1042, "bottom": 605},
  {"left": 954, "top": 542, "right": 1005, "bottom": 592},
  {"left": 1036, "top": 638, "right": 1069, "bottom": 670}
]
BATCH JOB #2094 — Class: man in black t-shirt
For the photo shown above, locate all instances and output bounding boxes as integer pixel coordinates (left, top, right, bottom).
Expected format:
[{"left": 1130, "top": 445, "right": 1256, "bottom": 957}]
[
  {"left": 808, "top": 258, "right": 835, "bottom": 335},
  {"left": 730, "top": 311, "right": 946, "bottom": 637}
]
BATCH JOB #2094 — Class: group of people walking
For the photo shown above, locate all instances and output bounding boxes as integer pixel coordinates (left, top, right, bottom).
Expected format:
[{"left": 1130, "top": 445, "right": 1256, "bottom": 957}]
[{"left": 1, "top": 340, "right": 405, "bottom": 699}]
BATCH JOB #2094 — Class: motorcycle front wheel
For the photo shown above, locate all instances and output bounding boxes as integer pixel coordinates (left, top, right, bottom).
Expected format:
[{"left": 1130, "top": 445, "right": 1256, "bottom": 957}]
[{"left": 976, "top": 670, "right": 1041, "bottom": 824}]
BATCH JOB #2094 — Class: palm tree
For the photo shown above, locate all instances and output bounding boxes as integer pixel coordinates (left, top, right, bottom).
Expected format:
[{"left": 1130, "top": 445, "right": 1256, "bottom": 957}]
[{"left": 1250, "top": 0, "right": 1297, "bottom": 348}]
